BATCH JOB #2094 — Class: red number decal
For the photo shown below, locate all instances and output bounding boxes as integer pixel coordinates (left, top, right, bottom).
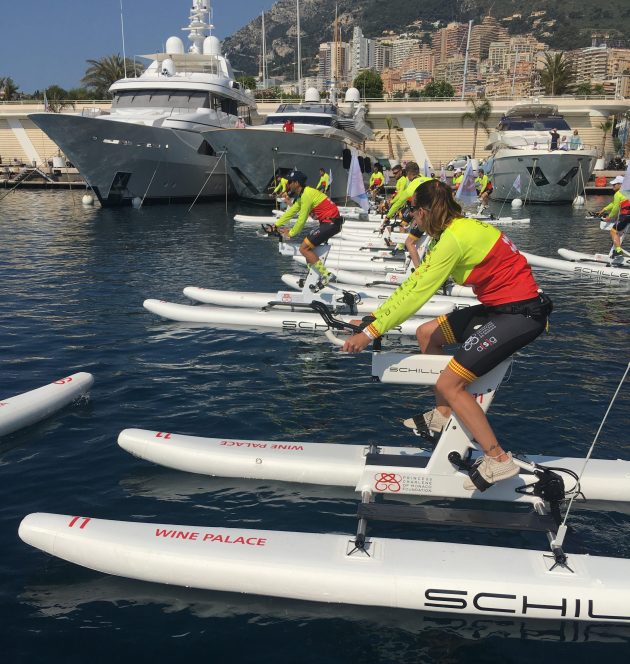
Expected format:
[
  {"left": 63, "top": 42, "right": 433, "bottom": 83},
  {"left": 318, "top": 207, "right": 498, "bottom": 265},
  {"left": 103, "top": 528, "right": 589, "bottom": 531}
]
[
  {"left": 54, "top": 376, "right": 73, "bottom": 385},
  {"left": 155, "top": 432, "right": 172, "bottom": 439},
  {"left": 68, "top": 516, "right": 91, "bottom": 529}
]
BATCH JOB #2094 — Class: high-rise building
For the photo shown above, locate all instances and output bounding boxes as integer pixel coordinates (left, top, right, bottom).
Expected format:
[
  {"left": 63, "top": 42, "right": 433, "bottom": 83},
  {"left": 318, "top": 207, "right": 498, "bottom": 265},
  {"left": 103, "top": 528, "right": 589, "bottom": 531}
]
[
  {"left": 374, "top": 42, "right": 393, "bottom": 72},
  {"left": 432, "top": 22, "right": 468, "bottom": 66},
  {"left": 469, "top": 15, "right": 509, "bottom": 62},
  {"left": 391, "top": 39, "right": 419, "bottom": 68},
  {"left": 318, "top": 41, "right": 351, "bottom": 84},
  {"left": 351, "top": 27, "right": 375, "bottom": 80}
]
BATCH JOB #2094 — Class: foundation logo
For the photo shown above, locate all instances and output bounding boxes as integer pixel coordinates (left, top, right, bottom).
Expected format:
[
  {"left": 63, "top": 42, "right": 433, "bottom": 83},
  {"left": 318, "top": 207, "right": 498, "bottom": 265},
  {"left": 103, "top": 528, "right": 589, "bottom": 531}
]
[{"left": 374, "top": 472, "right": 402, "bottom": 492}]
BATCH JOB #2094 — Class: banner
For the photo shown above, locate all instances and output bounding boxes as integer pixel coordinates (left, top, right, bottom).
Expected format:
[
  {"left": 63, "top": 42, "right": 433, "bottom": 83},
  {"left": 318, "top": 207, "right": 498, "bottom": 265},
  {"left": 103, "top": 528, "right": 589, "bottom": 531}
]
[
  {"left": 423, "top": 159, "right": 431, "bottom": 177},
  {"left": 454, "top": 160, "right": 477, "bottom": 205},
  {"left": 347, "top": 153, "right": 369, "bottom": 211},
  {"left": 513, "top": 174, "right": 521, "bottom": 194}
]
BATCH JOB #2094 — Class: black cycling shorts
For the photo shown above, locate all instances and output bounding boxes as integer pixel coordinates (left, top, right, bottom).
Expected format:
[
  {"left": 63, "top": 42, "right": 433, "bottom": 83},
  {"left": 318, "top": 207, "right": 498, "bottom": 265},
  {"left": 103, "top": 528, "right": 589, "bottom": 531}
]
[
  {"left": 304, "top": 218, "right": 343, "bottom": 248},
  {"left": 613, "top": 215, "right": 630, "bottom": 233},
  {"left": 436, "top": 300, "right": 547, "bottom": 382}
]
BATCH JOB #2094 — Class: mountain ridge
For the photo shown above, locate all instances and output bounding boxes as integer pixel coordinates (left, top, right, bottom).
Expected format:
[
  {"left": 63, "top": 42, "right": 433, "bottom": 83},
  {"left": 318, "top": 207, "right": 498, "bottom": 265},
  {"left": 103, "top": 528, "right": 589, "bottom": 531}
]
[{"left": 222, "top": 0, "right": 630, "bottom": 81}]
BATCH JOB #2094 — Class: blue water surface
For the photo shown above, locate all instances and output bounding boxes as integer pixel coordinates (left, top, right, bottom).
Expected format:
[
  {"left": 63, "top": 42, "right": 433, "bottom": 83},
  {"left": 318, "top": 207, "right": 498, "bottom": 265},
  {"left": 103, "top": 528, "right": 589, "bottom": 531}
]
[{"left": 1, "top": 190, "right": 629, "bottom": 663}]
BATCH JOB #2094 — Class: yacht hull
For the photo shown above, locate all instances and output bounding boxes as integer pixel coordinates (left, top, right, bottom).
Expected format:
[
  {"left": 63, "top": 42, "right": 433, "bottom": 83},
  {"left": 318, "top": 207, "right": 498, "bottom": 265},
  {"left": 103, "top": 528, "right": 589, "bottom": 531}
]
[
  {"left": 30, "top": 113, "right": 232, "bottom": 206},
  {"left": 491, "top": 148, "right": 597, "bottom": 203},
  {"left": 203, "top": 128, "right": 363, "bottom": 202}
]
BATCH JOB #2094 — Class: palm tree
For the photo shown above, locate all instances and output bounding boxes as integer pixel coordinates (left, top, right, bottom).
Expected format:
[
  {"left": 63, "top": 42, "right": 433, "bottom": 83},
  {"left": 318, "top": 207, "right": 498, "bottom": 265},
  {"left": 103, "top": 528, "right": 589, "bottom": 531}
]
[
  {"left": 539, "top": 52, "right": 573, "bottom": 96},
  {"left": 0, "top": 77, "right": 19, "bottom": 101},
  {"left": 460, "top": 98, "right": 492, "bottom": 158},
  {"left": 374, "top": 116, "right": 402, "bottom": 160},
  {"left": 81, "top": 55, "right": 144, "bottom": 98},
  {"left": 599, "top": 118, "right": 614, "bottom": 158}
]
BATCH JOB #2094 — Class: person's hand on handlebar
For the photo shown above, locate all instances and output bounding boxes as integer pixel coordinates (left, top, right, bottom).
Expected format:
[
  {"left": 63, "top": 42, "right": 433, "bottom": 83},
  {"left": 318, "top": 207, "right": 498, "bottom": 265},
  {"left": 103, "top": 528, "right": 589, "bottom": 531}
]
[{"left": 342, "top": 331, "right": 372, "bottom": 353}]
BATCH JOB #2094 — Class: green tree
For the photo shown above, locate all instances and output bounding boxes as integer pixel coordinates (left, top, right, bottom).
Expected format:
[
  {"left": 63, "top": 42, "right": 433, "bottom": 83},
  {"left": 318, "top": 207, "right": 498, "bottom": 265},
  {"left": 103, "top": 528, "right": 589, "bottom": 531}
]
[
  {"left": 81, "top": 55, "right": 144, "bottom": 98},
  {"left": 353, "top": 70, "right": 383, "bottom": 100},
  {"left": 44, "top": 85, "right": 74, "bottom": 112},
  {"left": 460, "top": 98, "right": 492, "bottom": 159},
  {"left": 574, "top": 82, "right": 592, "bottom": 96},
  {"left": 539, "top": 52, "right": 573, "bottom": 96},
  {"left": 237, "top": 76, "right": 257, "bottom": 90},
  {"left": 599, "top": 118, "right": 614, "bottom": 157},
  {"left": 0, "top": 76, "right": 19, "bottom": 100},
  {"left": 67, "top": 87, "right": 98, "bottom": 100},
  {"left": 421, "top": 80, "right": 454, "bottom": 98}
]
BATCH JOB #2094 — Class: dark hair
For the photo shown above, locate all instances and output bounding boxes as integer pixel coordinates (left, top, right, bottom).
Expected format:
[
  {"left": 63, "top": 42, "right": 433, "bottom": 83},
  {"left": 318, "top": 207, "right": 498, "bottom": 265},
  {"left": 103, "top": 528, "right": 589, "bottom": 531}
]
[
  {"left": 405, "top": 161, "right": 420, "bottom": 176},
  {"left": 413, "top": 179, "right": 462, "bottom": 237}
]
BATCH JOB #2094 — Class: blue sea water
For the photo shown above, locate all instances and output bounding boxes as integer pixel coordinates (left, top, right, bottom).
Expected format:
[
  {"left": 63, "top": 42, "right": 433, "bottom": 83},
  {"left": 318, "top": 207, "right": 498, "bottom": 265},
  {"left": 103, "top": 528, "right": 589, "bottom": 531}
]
[{"left": 1, "top": 190, "right": 629, "bottom": 663}]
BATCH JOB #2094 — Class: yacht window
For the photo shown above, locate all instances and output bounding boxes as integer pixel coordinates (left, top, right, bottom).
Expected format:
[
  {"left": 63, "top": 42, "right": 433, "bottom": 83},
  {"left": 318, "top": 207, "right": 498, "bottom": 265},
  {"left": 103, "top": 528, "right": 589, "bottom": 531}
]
[
  {"left": 112, "top": 90, "right": 209, "bottom": 110},
  {"left": 265, "top": 116, "right": 333, "bottom": 127},
  {"left": 499, "top": 118, "right": 571, "bottom": 131}
]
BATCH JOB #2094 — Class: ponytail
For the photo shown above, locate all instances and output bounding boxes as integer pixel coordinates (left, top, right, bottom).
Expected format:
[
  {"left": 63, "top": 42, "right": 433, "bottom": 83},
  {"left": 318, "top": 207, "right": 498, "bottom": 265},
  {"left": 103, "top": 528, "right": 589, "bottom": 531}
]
[{"left": 413, "top": 179, "right": 461, "bottom": 237}]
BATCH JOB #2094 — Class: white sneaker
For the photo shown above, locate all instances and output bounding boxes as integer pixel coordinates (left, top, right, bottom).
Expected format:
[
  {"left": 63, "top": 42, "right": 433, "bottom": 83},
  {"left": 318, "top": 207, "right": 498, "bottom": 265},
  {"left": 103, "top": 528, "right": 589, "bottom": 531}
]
[
  {"left": 463, "top": 452, "right": 519, "bottom": 491},
  {"left": 403, "top": 408, "right": 449, "bottom": 433}
]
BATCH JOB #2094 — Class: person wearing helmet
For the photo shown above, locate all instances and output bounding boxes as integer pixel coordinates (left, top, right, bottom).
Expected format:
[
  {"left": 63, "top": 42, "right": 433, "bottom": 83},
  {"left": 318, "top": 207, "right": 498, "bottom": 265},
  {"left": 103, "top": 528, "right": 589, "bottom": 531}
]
[
  {"left": 597, "top": 175, "right": 629, "bottom": 265},
  {"left": 369, "top": 163, "right": 385, "bottom": 196},
  {"left": 274, "top": 170, "right": 343, "bottom": 285},
  {"left": 475, "top": 168, "right": 493, "bottom": 213},
  {"left": 452, "top": 168, "right": 463, "bottom": 191}
]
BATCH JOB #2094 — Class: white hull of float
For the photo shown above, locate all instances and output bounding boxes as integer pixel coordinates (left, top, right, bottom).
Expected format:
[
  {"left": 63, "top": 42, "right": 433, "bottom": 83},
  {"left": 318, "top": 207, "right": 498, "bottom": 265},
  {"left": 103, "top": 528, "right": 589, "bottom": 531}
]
[
  {"left": 558, "top": 248, "right": 630, "bottom": 268},
  {"left": 279, "top": 274, "right": 479, "bottom": 308},
  {"left": 294, "top": 255, "right": 407, "bottom": 274},
  {"left": 182, "top": 287, "right": 455, "bottom": 317},
  {"left": 18, "top": 512, "right": 630, "bottom": 623},
  {"left": 0, "top": 372, "right": 94, "bottom": 437},
  {"left": 143, "top": 299, "right": 428, "bottom": 334},
  {"left": 117, "top": 427, "right": 630, "bottom": 504},
  {"left": 522, "top": 252, "right": 630, "bottom": 279}
]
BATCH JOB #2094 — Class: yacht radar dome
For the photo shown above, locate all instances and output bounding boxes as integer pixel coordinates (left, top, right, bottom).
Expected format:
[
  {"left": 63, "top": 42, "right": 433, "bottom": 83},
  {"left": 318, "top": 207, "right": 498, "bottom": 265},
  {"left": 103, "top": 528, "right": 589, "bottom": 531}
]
[
  {"left": 345, "top": 87, "right": 360, "bottom": 103},
  {"left": 304, "top": 88, "right": 321, "bottom": 103},
  {"left": 203, "top": 36, "right": 221, "bottom": 56},
  {"left": 165, "top": 37, "right": 184, "bottom": 55}
]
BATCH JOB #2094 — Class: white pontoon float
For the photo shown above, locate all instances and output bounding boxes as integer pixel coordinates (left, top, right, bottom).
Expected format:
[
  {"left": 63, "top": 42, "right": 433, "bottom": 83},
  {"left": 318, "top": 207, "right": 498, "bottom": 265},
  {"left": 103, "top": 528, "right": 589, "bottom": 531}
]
[
  {"left": 0, "top": 372, "right": 94, "bottom": 437},
  {"left": 20, "top": 342, "right": 630, "bottom": 623}
]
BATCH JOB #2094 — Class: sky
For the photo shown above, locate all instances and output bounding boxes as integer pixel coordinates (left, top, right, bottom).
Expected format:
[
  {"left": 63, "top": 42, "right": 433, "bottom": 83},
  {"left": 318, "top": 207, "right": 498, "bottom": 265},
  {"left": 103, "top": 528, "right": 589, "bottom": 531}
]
[{"left": 0, "top": 0, "right": 275, "bottom": 93}]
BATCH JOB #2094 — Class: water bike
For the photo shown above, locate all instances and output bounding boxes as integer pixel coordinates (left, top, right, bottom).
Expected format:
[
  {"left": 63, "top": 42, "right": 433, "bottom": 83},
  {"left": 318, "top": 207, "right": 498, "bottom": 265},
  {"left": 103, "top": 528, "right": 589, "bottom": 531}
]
[{"left": 19, "top": 314, "right": 630, "bottom": 623}]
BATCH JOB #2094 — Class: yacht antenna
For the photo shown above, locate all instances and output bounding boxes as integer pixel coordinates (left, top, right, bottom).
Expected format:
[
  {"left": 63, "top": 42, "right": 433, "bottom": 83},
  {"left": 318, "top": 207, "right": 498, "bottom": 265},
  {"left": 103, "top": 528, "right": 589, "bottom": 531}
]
[
  {"left": 261, "top": 12, "right": 267, "bottom": 87},
  {"left": 296, "top": 0, "right": 302, "bottom": 97},
  {"left": 119, "top": 0, "right": 128, "bottom": 78},
  {"left": 461, "top": 19, "right": 472, "bottom": 99},
  {"left": 510, "top": 45, "right": 519, "bottom": 97}
]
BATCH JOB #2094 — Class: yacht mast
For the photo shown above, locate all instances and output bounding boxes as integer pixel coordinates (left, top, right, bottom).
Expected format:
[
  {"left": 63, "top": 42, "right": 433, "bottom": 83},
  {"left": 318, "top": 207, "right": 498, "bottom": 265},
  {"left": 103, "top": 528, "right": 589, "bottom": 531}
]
[
  {"left": 296, "top": 0, "right": 302, "bottom": 97},
  {"left": 261, "top": 11, "right": 267, "bottom": 86},
  {"left": 183, "top": 1, "right": 212, "bottom": 54},
  {"left": 461, "top": 19, "right": 472, "bottom": 100}
]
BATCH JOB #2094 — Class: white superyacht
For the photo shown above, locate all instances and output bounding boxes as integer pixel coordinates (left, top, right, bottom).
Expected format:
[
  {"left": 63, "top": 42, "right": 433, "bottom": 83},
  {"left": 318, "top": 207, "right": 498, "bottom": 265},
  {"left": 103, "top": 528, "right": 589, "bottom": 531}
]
[
  {"left": 486, "top": 103, "right": 598, "bottom": 203},
  {"left": 30, "top": 1, "right": 256, "bottom": 206},
  {"left": 203, "top": 86, "right": 374, "bottom": 202}
]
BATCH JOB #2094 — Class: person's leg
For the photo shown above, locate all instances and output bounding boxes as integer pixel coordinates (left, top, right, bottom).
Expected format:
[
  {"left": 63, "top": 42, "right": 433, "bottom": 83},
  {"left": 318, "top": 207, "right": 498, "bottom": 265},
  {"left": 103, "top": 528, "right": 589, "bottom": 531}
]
[
  {"left": 416, "top": 319, "right": 451, "bottom": 416},
  {"left": 435, "top": 368, "right": 507, "bottom": 459}
]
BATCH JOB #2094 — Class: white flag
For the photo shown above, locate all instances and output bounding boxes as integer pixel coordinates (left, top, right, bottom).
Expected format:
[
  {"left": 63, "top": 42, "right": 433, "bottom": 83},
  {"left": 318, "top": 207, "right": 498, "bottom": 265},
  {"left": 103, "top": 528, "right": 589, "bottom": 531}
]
[
  {"left": 328, "top": 169, "right": 333, "bottom": 186},
  {"left": 513, "top": 174, "right": 521, "bottom": 193},
  {"left": 423, "top": 159, "right": 431, "bottom": 177},
  {"left": 440, "top": 166, "right": 447, "bottom": 183},
  {"left": 347, "top": 153, "right": 369, "bottom": 211},
  {"left": 622, "top": 161, "right": 630, "bottom": 192},
  {"left": 455, "top": 160, "right": 477, "bottom": 205}
]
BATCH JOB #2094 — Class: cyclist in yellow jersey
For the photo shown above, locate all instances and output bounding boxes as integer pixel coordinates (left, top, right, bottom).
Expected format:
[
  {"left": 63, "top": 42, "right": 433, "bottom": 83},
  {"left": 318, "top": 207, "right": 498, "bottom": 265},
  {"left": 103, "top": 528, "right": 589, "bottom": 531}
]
[
  {"left": 451, "top": 168, "right": 463, "bottom": 191},
  {"left": 316, "top": 168, "right": 330, "bottom": 193},
  {"left": 343, "top": 179, "right": 553, "bottom": 491},
  {"left": 274, "top": 170, "right": 343, "bottom": 285},
  {"left": 383, "top": 162, "right": 432, "bottom": 223},
  {"left": 597, "top": 175, "right": 629, "bottom": 265}
]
